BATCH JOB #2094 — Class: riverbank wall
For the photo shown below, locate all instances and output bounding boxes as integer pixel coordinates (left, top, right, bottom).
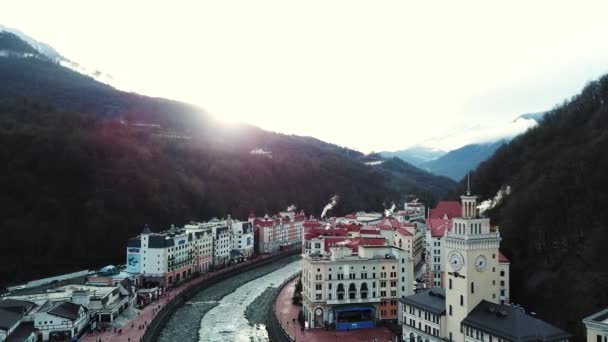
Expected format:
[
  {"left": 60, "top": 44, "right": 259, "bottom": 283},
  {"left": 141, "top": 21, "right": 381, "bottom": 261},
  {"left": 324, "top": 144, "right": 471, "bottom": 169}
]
[
  {"left": 143, "top": 248, "right": 301, "bottom": 342},
  {"left": 266, "top": 272, "right": 301, "bottom": 342}
]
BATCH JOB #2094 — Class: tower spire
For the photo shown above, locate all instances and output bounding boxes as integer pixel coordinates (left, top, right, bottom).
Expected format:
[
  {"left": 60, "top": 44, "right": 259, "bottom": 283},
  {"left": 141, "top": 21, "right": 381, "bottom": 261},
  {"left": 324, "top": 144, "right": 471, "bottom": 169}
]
[{"left": 467, "top": 172, "right": 471, "bottom": 196}]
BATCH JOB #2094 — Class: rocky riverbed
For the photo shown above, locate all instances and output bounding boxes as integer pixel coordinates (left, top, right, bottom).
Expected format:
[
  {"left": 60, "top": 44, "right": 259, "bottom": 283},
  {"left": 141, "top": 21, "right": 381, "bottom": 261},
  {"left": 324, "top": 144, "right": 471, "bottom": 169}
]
[{"left": 158, "top": 255, "right": 301, "bottom": 342}]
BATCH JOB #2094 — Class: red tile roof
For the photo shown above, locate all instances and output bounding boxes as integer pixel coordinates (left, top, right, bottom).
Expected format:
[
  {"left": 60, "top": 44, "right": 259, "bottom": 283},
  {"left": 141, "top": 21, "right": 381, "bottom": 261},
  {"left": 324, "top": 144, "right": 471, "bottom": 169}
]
[
  {"left": 303, "top": 220, "right": 322, "bottom": 228},
  {"left": 429, "top": 201, "right": 462, "bottom": 219},
  {"left": 499, "top": 251, "right": 510, "bottom": 263},
  {"left": 426, "top": 218, "right": 453, "bottom": 237},
  {"left": 379, "top": 218, "right": 402, "bottom": 230},
  {"left": 395, "top": 227, "right": 413, "bottom": 237},
  {"left": 253, "top": 219, "right": 275, "bottom": 227},
  {"left": 350, "top": 237, "right": 387, "bottom": 252}
]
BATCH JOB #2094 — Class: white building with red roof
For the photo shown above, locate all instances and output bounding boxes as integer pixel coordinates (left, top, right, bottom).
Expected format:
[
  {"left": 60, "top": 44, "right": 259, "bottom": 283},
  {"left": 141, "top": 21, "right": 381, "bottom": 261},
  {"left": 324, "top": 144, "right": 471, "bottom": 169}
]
[
  {"left": 425, "top": 217, "right": 453, "bottom": 287},
  {"left": 302, "top": 243, "right": 414, "bottom": 331},
  {"left": 251, "top": 209, "right": 306, "bottom": 254}
]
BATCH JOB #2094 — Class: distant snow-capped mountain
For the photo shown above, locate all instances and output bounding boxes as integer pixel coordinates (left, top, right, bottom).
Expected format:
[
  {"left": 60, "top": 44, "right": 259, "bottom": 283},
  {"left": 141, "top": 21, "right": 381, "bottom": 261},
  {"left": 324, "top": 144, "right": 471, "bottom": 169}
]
[
  {"left": 418, "top": 113, "right": 543, "bottom": 152},
  {"left": 384, "top": 112, "right": 546, "bottom": 180},
  {"left": 380, "top": 145, "right": 446, "bottom": 166},
  {"left": 0, "top": 24, "right": 117, "bottom": 88}
]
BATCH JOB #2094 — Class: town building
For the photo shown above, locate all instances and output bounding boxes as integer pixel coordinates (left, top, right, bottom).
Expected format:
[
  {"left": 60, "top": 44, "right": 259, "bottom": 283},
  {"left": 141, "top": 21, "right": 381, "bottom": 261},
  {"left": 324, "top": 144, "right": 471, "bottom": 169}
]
[
  {"left": 251, "top": 210, "right": 305, "bottom": 254},
  {"left": 230, "top": 219, "right": 254, "bottom": 258},
  {"left": 401, "top": 190, "right": 569, "bottom": 342},
  {"left": 33, "top": 301, "right": 88, "bottom": 341},
  {"left": 302, "top": 243, "right": 413, "bottom": 331},
  {"left": 583, "top": 308, "right": 608, "bottom": 342},
  {"left": 402, "top": 200, "right": 426, "bottom": 222},
  {"left": 125, "top": 225, "right": 197, "bottom": 287},
  {"left": 425, "top": 217, "right": 453, "bottom": 287},
  {"left": 0, "top": 299, "right": 37, "bottom": 342}
]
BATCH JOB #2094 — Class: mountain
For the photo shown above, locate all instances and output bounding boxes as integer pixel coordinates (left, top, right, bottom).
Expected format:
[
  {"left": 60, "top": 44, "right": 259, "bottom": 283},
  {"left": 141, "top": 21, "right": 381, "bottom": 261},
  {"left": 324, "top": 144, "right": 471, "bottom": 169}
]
[
  {"left": 0, "top": 33, "right": 456, "bottom": 287},
  {"left": 463, "top": 75, "right": 608, "bottom": 340},
  {"left": 386, "top": 113, "right": 547, "bottom": 181},
  {"left": 0, "top": 25, "right": 116, "bottom": 86},
  {"left": 380, "top": 145, "right": 446, "bottom": 166},
  {"left": 0, "top": 25, "right": 62, "bottom": 60},
  {"left": 418, "top": 140, "right": 506, "bottom": 180}
]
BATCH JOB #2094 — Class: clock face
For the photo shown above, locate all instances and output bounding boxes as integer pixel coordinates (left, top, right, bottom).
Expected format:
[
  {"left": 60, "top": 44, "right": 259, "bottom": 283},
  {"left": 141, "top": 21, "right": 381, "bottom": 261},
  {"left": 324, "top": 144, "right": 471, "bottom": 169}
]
[
  {"left": 475, "top": 255, "right": 487, "bottom": 272},
  {"left": 448, "top": 251, "right": 464, "bottom": 272}
]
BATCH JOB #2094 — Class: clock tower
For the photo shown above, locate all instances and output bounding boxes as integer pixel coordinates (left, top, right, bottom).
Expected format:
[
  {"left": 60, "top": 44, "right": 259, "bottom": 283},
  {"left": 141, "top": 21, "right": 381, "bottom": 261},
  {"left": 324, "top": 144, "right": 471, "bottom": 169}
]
[{"left": 444, "top": 186, "right": 501, "bottom": 342}]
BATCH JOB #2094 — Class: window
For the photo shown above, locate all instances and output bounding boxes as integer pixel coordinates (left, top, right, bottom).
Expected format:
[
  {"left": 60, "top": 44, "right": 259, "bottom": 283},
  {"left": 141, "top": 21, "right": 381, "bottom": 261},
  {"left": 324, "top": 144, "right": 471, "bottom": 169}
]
[
  {"left": 449, "top": 305, "right": 452, "bottom": 315},
  {"left": 500, "top": 280, "right": 505, "bottom": 286},
  {"left": 460, "top": 295, "right": 463, "bottom": 306},
  {"left": 449, "top": 278, "right": 452, "bottom": 289},
  {"left": 492, "top": 280, "right": 496, "bottom": 285},
  {"left": 471, "top": 282, "right": 475, "bottom": 294},
  {"left": 315, "top": 284, "right": 322, "bottom": 290},
  {"left": 500, "top": 270, "right": 505, "bottom": 277},
  {"left": 316, "top": 293, "right": 322, "bottom": 300}
]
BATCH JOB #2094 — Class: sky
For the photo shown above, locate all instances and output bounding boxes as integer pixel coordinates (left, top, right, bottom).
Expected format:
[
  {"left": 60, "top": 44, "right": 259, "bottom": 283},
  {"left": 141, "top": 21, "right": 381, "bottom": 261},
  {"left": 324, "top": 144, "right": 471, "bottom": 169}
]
[{"left": 2, "top": 1, "right": 608, "bottom": 153}]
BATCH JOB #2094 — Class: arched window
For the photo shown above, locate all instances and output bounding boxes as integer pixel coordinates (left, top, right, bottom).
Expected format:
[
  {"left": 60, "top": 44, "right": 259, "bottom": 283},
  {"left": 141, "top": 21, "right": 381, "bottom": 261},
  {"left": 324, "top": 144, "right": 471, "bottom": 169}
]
[
  {"left": 348, "top": 283, "right": 357, "bottom": 299},
  {"left": 410, "top": 333, "right": 415, "bottom": 342},
  {"left": 360, "top": 283, "right": 369, "bottom": 299},
  {"left": 337, "top": 284, "right": 345, "bottom": 300}
]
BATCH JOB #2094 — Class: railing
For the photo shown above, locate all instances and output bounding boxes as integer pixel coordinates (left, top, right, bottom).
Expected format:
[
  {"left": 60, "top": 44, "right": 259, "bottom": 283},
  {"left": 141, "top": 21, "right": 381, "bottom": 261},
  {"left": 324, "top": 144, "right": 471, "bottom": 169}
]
[{"left": 266, "top": 271, "right": 302, "bottom": 342}]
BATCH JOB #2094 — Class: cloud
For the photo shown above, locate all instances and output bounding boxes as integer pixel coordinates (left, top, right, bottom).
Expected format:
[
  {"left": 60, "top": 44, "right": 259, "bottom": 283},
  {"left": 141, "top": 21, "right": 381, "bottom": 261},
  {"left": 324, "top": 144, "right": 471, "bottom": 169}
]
[{"left": 421, "top": 117, "right": 539, "bottom": 151}]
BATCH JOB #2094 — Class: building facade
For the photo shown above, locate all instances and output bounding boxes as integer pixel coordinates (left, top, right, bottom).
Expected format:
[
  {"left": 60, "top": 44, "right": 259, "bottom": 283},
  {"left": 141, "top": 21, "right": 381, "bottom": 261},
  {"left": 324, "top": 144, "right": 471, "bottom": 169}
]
[
  {"left": 302, "top": 244, "right": 413, "bottom": 331},
  {"left": 401, "top": 191, "right": 568, "bottom": 342}
]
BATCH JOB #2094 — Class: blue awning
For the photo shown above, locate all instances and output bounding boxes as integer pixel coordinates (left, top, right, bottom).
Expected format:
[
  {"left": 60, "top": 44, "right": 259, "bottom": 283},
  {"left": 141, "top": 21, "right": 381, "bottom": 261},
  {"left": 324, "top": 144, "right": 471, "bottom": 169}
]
[{"left": 335, "top": 306, "right": 374, "bottom": 313}]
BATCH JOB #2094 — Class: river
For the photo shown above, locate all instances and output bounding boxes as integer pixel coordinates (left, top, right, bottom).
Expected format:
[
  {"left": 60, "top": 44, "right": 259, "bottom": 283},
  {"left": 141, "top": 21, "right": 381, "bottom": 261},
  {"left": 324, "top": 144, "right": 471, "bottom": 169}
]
[{"left": 158, "top": 255, "right": 301, "bottom": 342}]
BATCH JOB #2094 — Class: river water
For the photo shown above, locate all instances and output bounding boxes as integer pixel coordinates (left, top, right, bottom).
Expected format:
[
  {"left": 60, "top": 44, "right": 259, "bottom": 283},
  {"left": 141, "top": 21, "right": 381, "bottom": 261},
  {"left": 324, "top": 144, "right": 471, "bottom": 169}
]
[{"left": 158, "top": 255, "right": 301, "bottom": 342}]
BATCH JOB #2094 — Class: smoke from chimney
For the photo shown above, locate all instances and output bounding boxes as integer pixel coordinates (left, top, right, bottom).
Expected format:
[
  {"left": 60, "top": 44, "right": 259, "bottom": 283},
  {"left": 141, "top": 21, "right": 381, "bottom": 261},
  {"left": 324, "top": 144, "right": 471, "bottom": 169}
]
[
  {"left": 321, "top": 195, "right": 339, "bottom": 219},
  {"left": 477, "top": 185, "right": 511, "bottom": 216},
  {"left": 384, "top": 202, "right": 396, "bottom": 217}
]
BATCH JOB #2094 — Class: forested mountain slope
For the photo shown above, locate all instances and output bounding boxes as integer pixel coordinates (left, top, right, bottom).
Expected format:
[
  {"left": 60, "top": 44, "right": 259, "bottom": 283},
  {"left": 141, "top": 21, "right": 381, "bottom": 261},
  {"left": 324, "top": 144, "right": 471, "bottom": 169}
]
[
  {"left": 0, "top": 33, "right": 455, "bottom": 286},
  {"left": 466, "top": 75, "right": 608, "bottom": 340}
]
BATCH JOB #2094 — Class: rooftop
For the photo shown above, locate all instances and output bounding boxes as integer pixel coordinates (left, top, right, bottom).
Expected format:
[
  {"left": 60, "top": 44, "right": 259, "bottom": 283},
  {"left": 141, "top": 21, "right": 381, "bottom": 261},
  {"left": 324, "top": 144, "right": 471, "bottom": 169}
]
[
  {"left": 583, "top": 307, "right": 608, "bottom": 325},
  {"left": 5, "top": 321, "right": 35, "bottom": 342},
  {"left": 429, "top": 201, "right": 462, "bottom": 219},
  {"left": 426, "top": 218, "right": 453, "bottom": 237},
  {"left": 400, "top": 288, "right": 446, "bottom": 316},
  {"left": 0, "top": 308, "right": 22, "bottom": 330},
  {"left": 462, "top": 300, "right": 571, "bottom": 342}
]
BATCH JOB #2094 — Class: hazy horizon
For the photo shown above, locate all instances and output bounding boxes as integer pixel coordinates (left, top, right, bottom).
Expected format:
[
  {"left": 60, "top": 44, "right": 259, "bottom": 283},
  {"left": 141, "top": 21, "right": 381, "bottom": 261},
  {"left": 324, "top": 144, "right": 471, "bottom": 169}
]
[{"left": 3, "top": 0, "right": 608, "bottom": 152}]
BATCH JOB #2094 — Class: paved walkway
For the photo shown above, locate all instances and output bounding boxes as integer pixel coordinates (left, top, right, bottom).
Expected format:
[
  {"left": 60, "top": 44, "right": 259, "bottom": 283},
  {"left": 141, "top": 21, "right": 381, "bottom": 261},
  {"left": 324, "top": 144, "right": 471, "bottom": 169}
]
[
  {"left": 82, "top": 252, "right": 293, "bottom": 342},
  {"left": 274, "top": 278, "right": 396, "bottom": 342}
]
